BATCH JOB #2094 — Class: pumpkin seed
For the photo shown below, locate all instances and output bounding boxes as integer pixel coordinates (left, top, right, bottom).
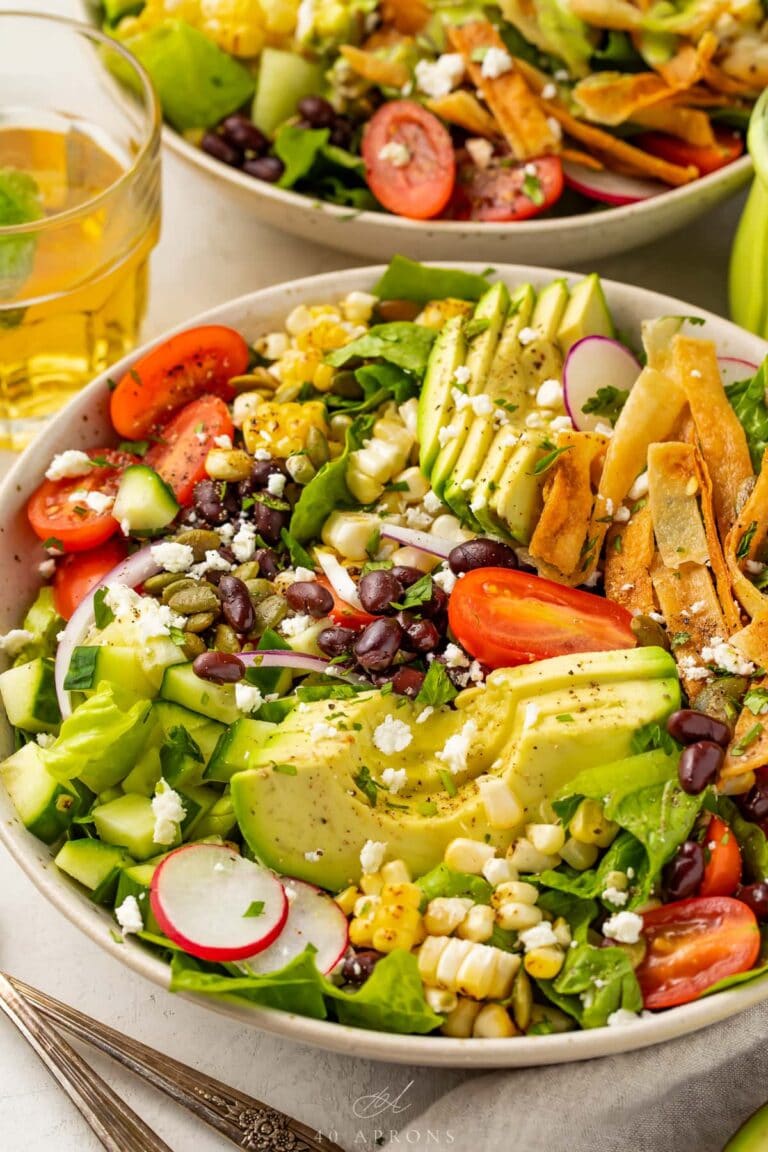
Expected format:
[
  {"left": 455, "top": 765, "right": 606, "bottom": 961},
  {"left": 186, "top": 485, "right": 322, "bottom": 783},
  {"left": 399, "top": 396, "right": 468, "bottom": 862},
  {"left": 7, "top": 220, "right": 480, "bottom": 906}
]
[
  {"left": 214, "top": 623, "right": 241, "bottom": 653},
  {"left": 173, "top": 529, "right": 222, "bottom": 562},
  {"left": 143, "top": 571, "right": 181, "bottom": 594},
  {"left": 184, "top": 610, "right": 218, "bottom": 633},
  {"left": 306, "top": 426, "right": 330, "bottom": 469},
  {"left": 161, "top": 578, "right": 197, "bottom": 605},
  {"left": 181, "top": 634, "right": 207, "bottom": 658},
  {"left": 285, "top": 453, "right": 316, "bottom": 486},
  {"left": 253, "top": 594, "right": 288, "bottom": 631},
  {"left": 168, "top": 584, "right": 221, "bottom": 616}
]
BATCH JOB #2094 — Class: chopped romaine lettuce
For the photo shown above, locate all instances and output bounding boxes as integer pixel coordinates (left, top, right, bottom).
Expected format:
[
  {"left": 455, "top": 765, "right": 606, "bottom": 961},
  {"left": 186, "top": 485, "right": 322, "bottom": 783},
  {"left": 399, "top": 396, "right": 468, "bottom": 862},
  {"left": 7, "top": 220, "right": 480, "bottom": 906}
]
[
  {"left": 43, "top": 682, "right": 152, "bottom": 789},
  {"left": 547, "top": 942, "right": 643, "bottom": 1028},
  {"left": 325, "top": 323, "right": 437, "bottom": 376},
  {"left": 726, "top": 357, "right": 768, "bottom": 472},
  {"left": 289, "top": 413, "right": 373, "bottom": 542},
  {"left": 415, "top": 863, "right": 492, "bottom": 907}
]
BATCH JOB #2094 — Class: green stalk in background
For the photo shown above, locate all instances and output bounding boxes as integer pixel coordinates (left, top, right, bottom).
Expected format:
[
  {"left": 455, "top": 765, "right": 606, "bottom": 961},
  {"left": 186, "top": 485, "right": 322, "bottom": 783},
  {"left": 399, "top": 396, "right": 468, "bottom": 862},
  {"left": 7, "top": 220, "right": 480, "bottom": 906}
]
[{"left": 730, "top": 88, "right": 768, "bottom": 336}]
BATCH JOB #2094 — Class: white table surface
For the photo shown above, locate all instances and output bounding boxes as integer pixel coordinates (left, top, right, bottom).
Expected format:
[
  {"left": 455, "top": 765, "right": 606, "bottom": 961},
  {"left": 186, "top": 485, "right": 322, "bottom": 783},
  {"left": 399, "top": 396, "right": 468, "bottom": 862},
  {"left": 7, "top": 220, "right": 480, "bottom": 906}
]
[{"left": 0, "top": 10, "right": 753, "bottom": 1144}]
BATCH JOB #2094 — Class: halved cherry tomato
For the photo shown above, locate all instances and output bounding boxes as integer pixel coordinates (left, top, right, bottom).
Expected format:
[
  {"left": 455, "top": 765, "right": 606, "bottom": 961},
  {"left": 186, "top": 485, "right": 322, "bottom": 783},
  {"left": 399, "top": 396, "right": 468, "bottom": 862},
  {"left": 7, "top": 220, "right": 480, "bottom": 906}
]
[
  {"left": 634, "top": 129, "right": 744, "bottom": 177},
  {"left": 636, "top": 896, "right": 760, "bottom": 1010},
  {"left": 52, "top": 538, "right": 128, "bottom": 620},
  {"left": 455, "top": 155, "right": 564, "bottom": 222},
  {"left": 144, "top": 395, "right": 234, "bottom": 507},
  {"left": 27, "top": 448, "right": 137, "bottom": 552},
  {"left": 700, "top": 815, "right": 742, "bottom": 898},
  {"left": 316, "top": 576, "right": 376, "bottom": 631},
  {"left": 110, "top": 326, "right": 249, "bottom": 439},
  {"left": 447, "top": 567, "right": 636, "bottom": 668},
  {"left": 362, "top": 101, "right": 456, "bottom": 220}
]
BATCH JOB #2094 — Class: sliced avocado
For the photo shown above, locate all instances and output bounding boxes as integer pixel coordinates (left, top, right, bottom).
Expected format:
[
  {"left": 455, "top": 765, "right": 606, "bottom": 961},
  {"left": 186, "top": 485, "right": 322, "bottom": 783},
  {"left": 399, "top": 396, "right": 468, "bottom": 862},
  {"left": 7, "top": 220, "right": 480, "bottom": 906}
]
[
  {"left": 418, "top": 315, "right": 467, "bottom": 476},
  {"left": 470, "top": 425, "right": 523, "bottom": 539},
  {"left": 231, "top": 648, "right": 679, "bottom": 890},
  {"left": 557, "top": 273, "right": 615, "bottom": 354},
  {"left": 443, "top": 413, "right": 499, "bottom": 529},
  {"left": 724, "top": 1101, "right": 768, "bottom": 1151},
  {"left": 493, "top": 432, "right": 547, "bottom": 544},
  {"left": 532, "top": 278, "right": 569, "bottom": 340},
  {"left": 429, "top": 282, "right": 510, "bottom": 499}
]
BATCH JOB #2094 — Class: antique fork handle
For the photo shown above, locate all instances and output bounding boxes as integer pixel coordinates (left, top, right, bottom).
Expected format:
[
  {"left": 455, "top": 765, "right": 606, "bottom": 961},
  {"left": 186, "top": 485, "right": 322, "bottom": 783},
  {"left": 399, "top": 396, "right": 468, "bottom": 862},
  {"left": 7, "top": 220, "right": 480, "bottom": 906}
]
[
  {"left": 11, "top": 975, "right": 342, "bottom": 1152},
  {"left": 0, "top": 972, "right": 173, "bottom": 1152}
]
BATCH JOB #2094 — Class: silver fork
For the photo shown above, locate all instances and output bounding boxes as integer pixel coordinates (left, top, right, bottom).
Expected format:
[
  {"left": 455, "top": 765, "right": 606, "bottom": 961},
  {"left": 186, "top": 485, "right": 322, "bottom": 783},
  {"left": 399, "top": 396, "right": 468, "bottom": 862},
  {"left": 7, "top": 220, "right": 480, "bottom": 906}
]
[{"left": 9, "top": 974, "right": 343, "bottom": 1152}]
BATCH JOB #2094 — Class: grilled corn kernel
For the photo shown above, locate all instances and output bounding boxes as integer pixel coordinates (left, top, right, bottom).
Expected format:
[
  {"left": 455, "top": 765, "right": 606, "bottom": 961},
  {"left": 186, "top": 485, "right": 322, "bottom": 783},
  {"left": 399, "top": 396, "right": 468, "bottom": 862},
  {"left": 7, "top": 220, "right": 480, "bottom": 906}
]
[
  {"left": 232, "top": 391, "right": 264, "bottom": 428},
  {"left": 359, "top": 872, "right": 383, "bottom": 896},
  {"left": 482, "top": 857, "right": 517, "bottom": 887},
  {"left": 431, "top": 513, "right": 473, "bottom": 542},
  {"left": 495, "top": 901, "right": 543, "bottom": 933},
  {"left": 341, "top": 290, "right": 377, "bottom": 325},
  {"left": 353, "top": 894, "right": 380, "bottom": 918},
  {"left": 526, "top": 823, "right": 566, "bottom": 856},
  {"left": 199, "top": 0, "right": 267, "bottom": 55},
  {"left": 371, "top": 883, "right": 425, "bottom": 953},
  {"left": 491, "top": 881, "right": 538, "bottom": 908},
  {"left": 204, "top": 448, "right": 254, "bottom": 482},
  {"left": 604, "top": 870, "right": 629, "bottom": 892},
  {"left": 507, "top": 839, "right": 561, "bottom": 874},
  {"left": 394, "top": 466, "right": 430, "bottom": 504},
  {"left": 312, "top": 362, "right": 336, "bottom": 392},
  {"left": 560, "top": 837, "right": 600, "bottom": 871},
  {"left": 441, "top": 997, "right": 482, "bottom": 1038},
  {"left": 510, "top": 968, "right": 533, "bottom": 1031},
  {"left": 455, "top": 944, "right": 498, "bottom": 1000},
  {"left": 321, "top": 511, "right": 381, "bottom": 561},
  {"left": 381, "top": 859, "right": 411, "bottom": 885},
  {"left": 487, "top": 951, "right": 521, "bottom": 999},
  {"left": 425, "top": 987, "right": 458, "bottom": 1015},
  {"left": 296, "top": 317, "right": 350, "bottom": 354},
  {"left": 478, "top": 777, "right": 524, "bottom": 830},
  {"left": 334, "top": 886, "right": 359, "bottom": 916},
  {"left": 456, "top": 904, "right": 495, "bottom": 943},
  {"left": 346, "top": 460, "right": 385, "bottom": 505},
  {"left": 255, "top": 331, "right": 289, "bottom": 361},
  {"left": 524, "top": 946, "right": 564, "bottom": 980},
  {"left": 418, "top": 937, "right": 519, "bottom": 1000},
  {"left": 444, "top": 838, "right": 496, "bottom": 875},
  {"left": 552, "top": 917, "right": 572, "bottom": 948},
  {"left": 349, "top": 918, "right": 375, "bottom": 948},
  {"left": 399, "top": 397, "right": 419, "bottom": 440},
  {"left": 472, "top": 1003, "right": 518, "bottom": 1039},
  {"left": 416, "top": 297, "right": 474, "bottom": 328},
  {"left": 390, "top": 545, "right": 439, "bottom": 572},
  {"left": 424, "top": 897, "right": 472, "bottom": 937},
  {"left": 284, "top": 304, "right": 316, "bottom": 336},
  {"left": 570, "top": 799, "right": 619, "bottom": 848},
  {"left": 243, "top": 399, "right": 328, "bottom": 458}
]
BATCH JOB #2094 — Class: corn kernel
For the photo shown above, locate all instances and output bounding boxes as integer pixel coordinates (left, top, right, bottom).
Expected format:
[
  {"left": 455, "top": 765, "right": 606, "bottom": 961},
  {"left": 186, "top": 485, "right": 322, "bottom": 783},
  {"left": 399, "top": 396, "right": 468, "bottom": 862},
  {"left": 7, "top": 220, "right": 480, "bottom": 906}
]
[
  {"left": 424, "top": 897, "right": 472, "bottom": 936},
  {"left": 432, "top": 513, "right": 473, "bottom": 542},
  {"left": 382, "top": 882, "right": 422, "bottom": 910},
  {"left": 341, "top": 290, "right": 377, "bottom": 325},
  {"left": 570, "top": 798, "right": 619, "bottom": 847},
  {"left": 204, "top": 448, "right": 253, "bottom": 482},
  {"left": 359, "top": 873, "right": 383, "bottom": 896},
  {"left": 394, "top": 466, "right": 430, "bottom": 505},
  {"left": 552, "top": 917, "right": 572, "bottom": 948},
  {"left": 524, "top": 946, "right": 564, "bottom": 980},
  {"left": 425, "top": 987, "right": 458, "bottom": 1015},
  {"left": 560, "top": 837, "right": 599, "bottom": 871},
  {"left": 487, "top": 950, "right": 521, "bottom": 999},
  {"left": 243, "top": 399, "right": 327, "bottom": 458},
  {"left": 507, "top": 839, "right": 561, "bottom": 874},
  {"left": 232, "top": 391, "right": 264, "bottom": 428},
  {"left": 510, "top": 968, "right": 533, "bottom": 1031},
  {"left": 456, "top": 904, "right": 495, "bottom": 943},
  {"left": 444, "top": 838, "right": 496, "bottom": 875},
  {"left": 322, "top": 511, "right": 381, "bottom": 561},
  {"left": 349, "top": 918, "right": 375, "bottom": 948},
  {"left": 492, "top": 881, "right": 538, "bottom": 908},
  {"left": 441, "top": 997, "right": 481, "bottom": 1038},
  {"left": 482, "top": 857, "right": 516, "bottom": 887},
  {"left": 495, "top": 901, "right": 543, "bottom": 932},
  {"left": 526, "top": 823, "right": 566, "bottom": 856},
  {"left": 296, "top": 317, "right": 349, "bottom": 353},
  {"left": 353, "top": 894, "right": 380, "bottom": 918},
  {"left": 416, "top": 297, "right": 474, "bottom": 328},
  {"left": 390, "top": 545, "right": 439, "bottom": 572},
  {"left": 472, "top": 1003, "right": 518, "bottom": 1039},
  {"left": 346, "top": 461, "right": 385, "bottom": 505},
  {"left": 334, "top": 886, "right": 358, "bottom": 916},
  {"left": 478, "top": 777, "right": 524, "bottom": 830},
  {"left": 456, "top": 945, "right": 498, "bottom": 999},
  {"left": 435, "top": 937, "right": 474, "bottom": 987},
  {"left": 381, "top": 859, "right": 411, "bottom": 885},
  {"left": 285, "top": 304, "right": 315, "bottom": 336},
  {"left": 312, "top": 362, "right": 335, "bottom": 392},
  {"left": 604, "top": 870, "right": 629, "bottom": 892}
]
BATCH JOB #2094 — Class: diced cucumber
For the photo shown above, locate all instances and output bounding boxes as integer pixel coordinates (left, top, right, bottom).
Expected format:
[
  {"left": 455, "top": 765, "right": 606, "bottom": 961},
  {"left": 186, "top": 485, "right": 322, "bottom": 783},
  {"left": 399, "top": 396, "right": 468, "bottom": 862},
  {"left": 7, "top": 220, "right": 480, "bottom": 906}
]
[
  {"left": 0, "top": 743, "right": 86, "bottom": 844},
  {"left": 160, "top": 726, "right": 206, "bottom": 790},
  {"left": 160, "top": 663, "right": 239, "bottom": 725},
  {"left": 178, "top": 783, "right": 220, "bottom": 839},
  {"left": 19, "top": 587, "right": 62, "bottom": 661},
  {"left": 55, "top": 839, "right": 133, "bottom": 902},
  {"left": 121, "top": 745, "right": 163, "bottom": 797},
  {"left": 205, "top": 718, "right": 277, "bottom": 783},
  {"left": 192, "top": 793, "right": 238, "bottom": 841},
  {"left": 252, "top": 48, "right": 324, "bottom": 136},
  {"left": 0, "top": 657, "right": 60, "bottom": 733},
  {"left": 112, "top": 465, "right": 179, "bottom": 534},
  {"left": 93, "top": 793, "right": 177, "bottom": 860},
  {"left": 115, "top": 862, "right": 161, "bottom": 932},
  {"left": 64, "top": 646, "right": 157, "bottom": 697},
  {"left": 256, "top": 698, "right": 296, "bottom": 724}
]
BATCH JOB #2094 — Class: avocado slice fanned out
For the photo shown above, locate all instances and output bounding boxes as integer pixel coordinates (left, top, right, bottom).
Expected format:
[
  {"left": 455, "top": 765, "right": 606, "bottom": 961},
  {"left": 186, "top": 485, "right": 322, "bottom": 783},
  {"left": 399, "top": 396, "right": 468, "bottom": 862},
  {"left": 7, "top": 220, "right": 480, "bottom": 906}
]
[{"left": 230, "top": 647, "right": 680, "bottom": 891}]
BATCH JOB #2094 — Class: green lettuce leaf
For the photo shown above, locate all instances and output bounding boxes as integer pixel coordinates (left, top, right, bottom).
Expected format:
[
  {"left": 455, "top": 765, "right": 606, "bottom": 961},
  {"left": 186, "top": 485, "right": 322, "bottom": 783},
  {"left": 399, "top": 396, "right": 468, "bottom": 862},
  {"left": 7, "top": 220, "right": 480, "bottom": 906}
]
[
  {"left": 275, "top": 124, "right": 329, "bottom": 188},
  {"left": 42, "top": 682, "right": 152, "bottom": 788},
  {"left": 272, "top": 124, "right": 367, "bottom": 195},
  {"left": 325, "top": 322, "right": 436, "bottom": 376},
  {"left": 372, "top": 256, "right": 492, "bottom": 304},
  {"left": 324, "top": 361, "right": 419, "bottom": 417},
  {"left": 289, "top": 413, "right": 373, "bottom": 542},
  {"left": 608, "top": 779, "right": 703, "bottom": 883},
  {"left": 726, "top": 357, "right": 768, "bottom": 472},
  {"left": 328, "top": 949, "right": 442, "bottom": 1033},
  {"left": 550, "top": 942, "right": 643, "bottom": 1028},
  {"left": 555, "top": 748, "right": 680, "bottom": 811},
  {"left": 415, "top": 863, "right": 492, "bottom": 907},
  {"left": 536, "top": 890, "right": 597, "bottom": 942},
  {"left": 537, "top": 832, "right": 649, "bottom": 907}
]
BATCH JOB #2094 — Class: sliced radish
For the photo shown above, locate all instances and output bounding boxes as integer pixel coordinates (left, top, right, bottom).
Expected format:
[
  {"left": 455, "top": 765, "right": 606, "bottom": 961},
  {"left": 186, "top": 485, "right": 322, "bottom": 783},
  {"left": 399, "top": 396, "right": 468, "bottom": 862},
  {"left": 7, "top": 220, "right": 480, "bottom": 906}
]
[
  {"left": 563, "top": 161, "right": 668, "bottom": 206},
  {"left": 150, "top": 844, "right": 288, "bottom": 963},
  {"left": 379, "top": 523, "right": 454, "bottom": 559},
  {"left": 239, "top": 877, "right": 349, "bottom": 977},
  {"left": 563, "top": 336, "right": 642, "bottom": 433},
  {"left": 718, "top": 356, "right": 759, "bottom": 386}
]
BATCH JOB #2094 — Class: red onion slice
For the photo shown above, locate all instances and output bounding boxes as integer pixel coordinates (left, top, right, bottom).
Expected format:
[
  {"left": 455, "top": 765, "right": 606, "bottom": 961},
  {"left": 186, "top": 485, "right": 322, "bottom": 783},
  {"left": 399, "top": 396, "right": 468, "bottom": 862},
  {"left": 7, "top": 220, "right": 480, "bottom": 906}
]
[
  {"left": 238, "top": 650, "right": 369, "bottom": 688},
  {"left": 379, "top": 523, "right": 454, "bottom": 558},
  {"left": 314, "top": 548, "right": 364, "bottom": 610}
]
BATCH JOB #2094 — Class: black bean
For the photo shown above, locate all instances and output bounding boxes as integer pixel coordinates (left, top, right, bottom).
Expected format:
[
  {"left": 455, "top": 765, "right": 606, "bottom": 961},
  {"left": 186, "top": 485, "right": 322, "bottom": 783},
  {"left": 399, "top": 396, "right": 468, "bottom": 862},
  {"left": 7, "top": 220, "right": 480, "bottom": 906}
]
[
  {"left": 252, "top": 500, "right": 287, "bottom": 544},
  {"left": 359, "top": 569, "right": 402, "bottom": 615},
  {"left": 193, "top": 651, "right": 245, "bottom": 684},
  {"left": 678, "top": 740, "right": 724, "bottom": 794},
  {"left": 667, "top": 708, "right": 731, "bottom": 749},
  {"left": 317, "top": 626, "right": 358, "bottom": 658},
  {"left": 193, "top": 479, "right": 229, "bottom": 525},
  {"left": 285, "top": 581, "right": 334, "bottom": 618},
  {"left": 329, "top": 117, "right": 354, "bottom": 149},
  {"left": 341, "top": 950, "right": 383, "bottom": 985},
  {"left": 398, "top": 615, "right": 440, "bottom": 653},
  {"left": 297, "top": 95, "right": 336, "bottom": 128},
  {"left": 736, "top": 882, "right": 768, "bottom": 920},
  {"left": 448, "top": 538, "right": 519, "bottom": 575},
  {"left": 254, "top": 547, "right": 280, "bottom": 581},
  {"left": 218, "top": 575, "right": 256, "bottom": 633},
  {"left": 737, "top": 776, "right": 768, "bottom": 823},
  {"left": 391, "top": 565, "right": 425, "bottom": 589},
  {"left": 392, "top": 667, "right": 426, "bottom": 699},
  {"left": 354, "top": 618, "right": 403, "bottom": 670},
  {"left": 663, "top": 841, "right": 704, "bottom": 901},
  {"left": 201, "top": 131, "right": 241, "bottom": 166},
  {"left": 219, "top": 114, "right": 268, "bottom": 155},
  {"left": 244, "top": 457, "right": 287, "bottom": 493},
  {"left": 421, "top": 584, "right": 448, "bottom": 621},
  {"left": 243, "top": 155, "right": 285, "bottom": 183}
]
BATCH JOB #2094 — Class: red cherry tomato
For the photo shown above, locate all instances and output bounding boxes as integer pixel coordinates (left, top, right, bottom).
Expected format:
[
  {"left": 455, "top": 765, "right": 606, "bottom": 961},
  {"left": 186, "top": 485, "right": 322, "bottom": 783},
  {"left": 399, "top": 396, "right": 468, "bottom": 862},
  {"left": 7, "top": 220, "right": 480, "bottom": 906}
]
[
  {"left": 316, "top": 576, "right": 376, "bottom": 631},
  {"left": 455, "top": 155, "right": 564, "bottom": 221},
  {"left": 447, "top": 567, "right": 636, "bottom": 668},
  {"left": 700, "top": 815, "right": 742, "bottom": 898},
  {"left": 110, "top": 325, "right": 249, "bottom": 438},
  {"left": 144, "top": 395, "right": 234, "bottom": 507},
  {"left": 362, "top": 101, "right": 456, "bottom": 220},
  {"left": 634, "top": 129, "right": 744, "bottom": 176},
  {"left": 28, "top": 448, "right": 137, "bottom": 553},
  {"left": 636, "top": 896, "right": 760, "bottom": 1010},
  {"left": 52, "top": 538, "right": 128, "bottom": 620}
]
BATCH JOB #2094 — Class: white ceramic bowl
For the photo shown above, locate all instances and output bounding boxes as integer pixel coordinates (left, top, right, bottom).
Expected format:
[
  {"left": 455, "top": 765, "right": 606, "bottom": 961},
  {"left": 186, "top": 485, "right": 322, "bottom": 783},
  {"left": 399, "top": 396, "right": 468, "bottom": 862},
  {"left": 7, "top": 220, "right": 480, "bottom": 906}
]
[
  {"left": 2, "top": 264, "right": 768, "bottom": 1069},
  {"left": 169, "top": 128, "right": 752, "bottom": 264}
]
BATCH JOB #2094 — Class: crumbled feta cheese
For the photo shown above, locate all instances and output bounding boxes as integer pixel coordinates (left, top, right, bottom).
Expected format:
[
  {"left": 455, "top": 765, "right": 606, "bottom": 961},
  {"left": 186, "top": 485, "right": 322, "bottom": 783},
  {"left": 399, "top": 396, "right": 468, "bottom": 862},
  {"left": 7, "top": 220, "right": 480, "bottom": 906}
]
[
  {"left": 304, "top": 849, "right": 324, "bottom": 863},
  {"left": 45, "top": 450, "right": 94, "bottom": 481},
  {"left": 602, "top": 910, "right": 643, "bottom": 944},
  {"left": 235, "top": 682, "right": 264, "bottom": 714},
  {"left": 150, "top": 541, "right": 195, "bottom": 573},
  {"left": 607, "top": 1008, "right": 640, "bottom": 1027},
  {"left": 541, "top": 82, "right": 557, "bottom": 99},
  {"left": 254, "top": 448, "right": 272, "bottom": 461},
  {"left": 602, "top": 886, "right": 628, "bottom": 907},
  {"left": 423, "top": 490, "right": 443, "bottom": 517},
  {"left": 293, "top": 566, "right": 316, "bottom": 582},
  {"left": 405, "top": 506, "right": 433, "bottom": 531},
  {"left": 416, "top": 706, "right": 434, "bottom": 725},
  {"left": 436, "top": 719, "right": 477, "bottom": 775},
  {"left": 231, "top": 522, "right": 257, "bottom": 563},
  {"left": 341, "top": 291, "right": 377, "bottom": 325},
  {"left": 38, "top": 558, "right": 56, "bottom": 579},
  {"left": 554, "top": 69, "right": 570, "bottom": 81},
  {"left": 373, "top": 715, "right": 413, "bottom": 755},
  {"left": 203, "top": 550, "right": 233, "bottom": 572},
  {"left": 746, "top": 559, "right": 765, "bottom": 576},
  {"left": 628, "top": 471, "right": 649, "bottom": 501},
  {"left": 0, "top": 628, "right": 33, "bottom": 657},
  {"left": 613, "top": 506, "right": 631, "bottom": 524},
  {"left": 690, "top": 369, "right": 702, "bottom": 379},
  {"left": 519, "top": 921, "right": 559, "bottom": 952},
  {"left": 35, "top": 733, "right": 55, "bottom": 749},
  {"left": 103, "top": 584, "right": 182, "bottom": 642},
  {"left": 378, "top": 141, "right": 411, "bottom": 167},
  {"left": 280, "top": 613, "right": 314, "bottom": 637},
  {"left": 433, "top": 567, "right": 457, "bottom": 594},
  {"left": 438, "top": 422, "right": 458, "bottom": 448},
  {"left": 360, "top": 839, "right": 387, "bottom": 875},
  {"left": 415, "top": 53, "right": 465, "bottom": 99},
  {"left": 594, "top": 421, "right": 614, "bottom": 439},
  {"left": 381, "top": 766, "right": 408, "bottom": 794},
  {"left": 481, "top": 46, "right": 513, "bottom": 79},
  {"left": 468, "top": 660, "right": 485, "bottom": 684},
  {"left": 700, "top": 638, "right": 755, "bottom": 676},
  {"left": 550, "top": 415, "right": 573, "bottom": 432},
  {"left": 115, "top": 895, "right": 144, "bottom": 935},
  {"left": 70, "top": 489, "right": 114, "bottom": 515},
  {"left": 120, "top": 518, "right": 131, "bottom": 537},
  {"left": 518, "top": 326, "right": 537, "bottom": 346},
  {"left": 443, "top": 642, "right": 469, "bottom": 668},
  {"left": 678, "top": 655, "right": 712, "bottom": 681},
  {"left": 151, "top": 783, "right": 186, "bottom": 845},
  {"left": 453, "top": 365, "right": 472, "bottom": 386},
  {"left": 469, "top": 494, "right": 487, "bottom": 514},
  {"left": 195, "top": 431, "right": 207, "bottom": 444},
  {"left": 466, "top": 137, "right": 494, "bottom": 168},
  {"left": 213, "top": 434, "right": 233, "bottom": 449},
  {"left": 536, "top": 378, "right": 563, "bottom": 409},
  {"left": 583, "top": 569, "right": 602, "bottom": 588},
  {"left": 267, "top": 473, "right": 287, "bottom": 498},
  {"left": 311, "top": 722, "right": 340, "bottom": 741}
]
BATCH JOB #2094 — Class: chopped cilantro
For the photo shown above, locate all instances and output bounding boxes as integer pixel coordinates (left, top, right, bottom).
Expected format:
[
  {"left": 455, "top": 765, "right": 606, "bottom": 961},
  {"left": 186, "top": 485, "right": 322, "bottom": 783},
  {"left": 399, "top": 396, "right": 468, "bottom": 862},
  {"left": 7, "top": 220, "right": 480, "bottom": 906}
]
[
  {"left": 93, "top": 588, "right": 115, "bottom": 629},
  {"left": 42, "top": 536, "right": 64, "bottom": 551},
  {"left": 354, "top": 765, "right": 382, "bottom": 806},
  {"left": 670, "top": 631, "right": 691, "bottom": 649},
  {"left": 438, "top": 769, "right": 457, "bottom": 797},
  {"left": 415, "top": 661, "right": 458, "bottom": 709},
  {"left": 393, "top": 573, "right": 433, "bottom": 610},
  {"left": 737, "top": 521, "right": 758, "bottom": 560},
  {"left": 243, "top": 900, "right": 265, "bottom": 917},
  {"left": 533, "top": 446, "right": 572, "bottom": 475},
  {"left": 581, "top": 386, "right": 629, "bottom": 425},
  {"left": 117, "top": 440, "right": 149, "bottom": 457},
  {"left": 744, "top": 687, "right": 768, "bottom": 715},
  {"left": 731, "top": 723, "right": 764, "bottom": 757},
  {"left": 522, "top": 172, "right": 545, "bottom": 206}
]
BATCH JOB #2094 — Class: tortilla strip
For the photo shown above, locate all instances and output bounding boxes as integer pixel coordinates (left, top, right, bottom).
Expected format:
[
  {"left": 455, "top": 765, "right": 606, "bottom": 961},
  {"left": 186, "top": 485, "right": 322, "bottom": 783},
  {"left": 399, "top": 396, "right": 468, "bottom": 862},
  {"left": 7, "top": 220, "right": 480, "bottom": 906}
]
[
  {"left": 671, "top": 334, "right": 753, "bottom": 539},
  {"left": 339, "top": 45, "right": 411, "bottom": 89},
  {"left": 722, "top": 678, "right": 768, "bottom": 780},
  {"left": 705, "top": 60, "right": 764, "bottom": 97},
  {"left": 647, "top": 442, "right": 710, "bottom": 569},
  {"left": 658, "top": 33, "right": 718, "bottom": 90},
  {"left": 380, "top": 0, "right": 431, "bottom": 34},
  {"left": 630, "top": 104, "right": 716, "bottom": 148},
  {"left": 572, "top": 72, "right": 675, "bottom": 126},
  {"left": 425, "top": 91, "right": 499, "bottom": 139},
  {"left": 651, "top": 558, "right": 727, "bottom": 703},
  {"left": 724, "top": 450, "right": 768, "bottom": 619},
  {"left": 529, "top": 431, "right": 603, "bottom": 579},
  {"left": 731, "top": 616, "right": 768, "bottom": 668},
  {"left": 694, "top": 446, "right": 742, "bottom": 635},
  {"left": 562, "top": 147, "right": 604, "bottom": 171},
  {"left": 569, "top": 0, "right": 642, "bottom": 30},
  {"left": 604, "top": 505, "right": 657, "bottom": 615},
  {"left": 448, "top": 24, "right": 560, "bottom": 159}
]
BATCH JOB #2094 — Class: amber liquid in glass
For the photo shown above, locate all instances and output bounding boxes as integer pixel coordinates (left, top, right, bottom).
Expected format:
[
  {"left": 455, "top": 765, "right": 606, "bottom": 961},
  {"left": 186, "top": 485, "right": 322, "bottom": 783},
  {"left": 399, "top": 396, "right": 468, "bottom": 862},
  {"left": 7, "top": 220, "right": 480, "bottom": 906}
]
[{"left": 0, "top": 122, "right": 158, "bottom": 449}]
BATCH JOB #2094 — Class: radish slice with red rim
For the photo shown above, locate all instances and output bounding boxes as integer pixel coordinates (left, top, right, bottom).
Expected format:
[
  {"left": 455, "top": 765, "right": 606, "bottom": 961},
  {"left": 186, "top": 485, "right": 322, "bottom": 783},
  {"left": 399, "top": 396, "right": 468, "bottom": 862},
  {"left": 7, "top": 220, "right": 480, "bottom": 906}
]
[
  {"left": 239, "top": 877, "right": 349, "bottom": 977},
  {"left": 563, "top": 161, "right": 668, "bottom": 206},
  {"left": 718, "top": 356, "right": 759, "bottom": 386},
  {"left": 563, "top": 336, "right": 642, "bottom": 433},
  {"left": 150, "top": 844, "right": 288, "bottom": 963}
]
